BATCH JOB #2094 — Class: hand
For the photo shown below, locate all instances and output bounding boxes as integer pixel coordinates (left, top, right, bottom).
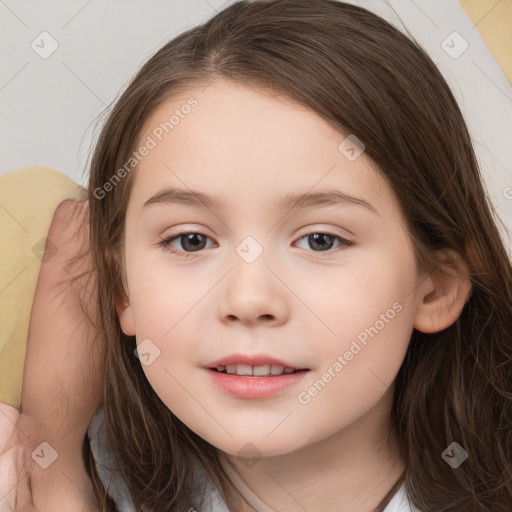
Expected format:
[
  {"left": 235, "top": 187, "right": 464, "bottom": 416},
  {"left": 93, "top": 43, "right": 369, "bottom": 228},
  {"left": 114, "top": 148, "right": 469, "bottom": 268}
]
[
  {"left": 0, "top": 403, "right": 34, "bottom": 511},
  {"left": 20, "top": 199, "right": 104, "bottom": 511},
  {"left": 22, "top": 199, "right": 104, "bottom": 443}
]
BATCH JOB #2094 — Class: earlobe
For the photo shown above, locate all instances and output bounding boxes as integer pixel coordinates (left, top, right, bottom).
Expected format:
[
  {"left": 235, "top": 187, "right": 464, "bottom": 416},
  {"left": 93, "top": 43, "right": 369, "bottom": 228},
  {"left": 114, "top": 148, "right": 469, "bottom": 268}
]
[
  {"left": 115, "top": 287, "right": 136, "bottom": 336},
  {"left": 111, "top": 251, "right": 136, "bottom": 336},
  {"left": 413, "top": 250, "right": 472, "bottom": 334}
]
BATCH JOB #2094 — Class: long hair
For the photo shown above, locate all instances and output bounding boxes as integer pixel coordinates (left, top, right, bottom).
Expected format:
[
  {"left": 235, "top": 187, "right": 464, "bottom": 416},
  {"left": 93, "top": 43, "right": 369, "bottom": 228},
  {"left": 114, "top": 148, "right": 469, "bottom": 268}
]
[{"left": 83, "top": 1, "right": 512, "bottom": 510}]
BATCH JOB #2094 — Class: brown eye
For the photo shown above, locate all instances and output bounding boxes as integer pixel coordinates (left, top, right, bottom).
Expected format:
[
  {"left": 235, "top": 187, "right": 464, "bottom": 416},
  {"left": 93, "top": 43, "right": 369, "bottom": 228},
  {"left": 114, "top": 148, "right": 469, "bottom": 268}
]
[
  {"left": 158, "top": 231, "right": 214, "bottom": 257},
  {"left": 295, "top": 232, "right": 353, "bottom": 253}
]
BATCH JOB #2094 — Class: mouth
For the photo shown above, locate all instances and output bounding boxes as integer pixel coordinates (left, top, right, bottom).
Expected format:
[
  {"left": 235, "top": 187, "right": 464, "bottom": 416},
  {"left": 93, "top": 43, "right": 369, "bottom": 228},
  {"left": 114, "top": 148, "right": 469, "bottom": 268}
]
[{"left": 205, "top": 362, "right": 310, "bottom": 399}]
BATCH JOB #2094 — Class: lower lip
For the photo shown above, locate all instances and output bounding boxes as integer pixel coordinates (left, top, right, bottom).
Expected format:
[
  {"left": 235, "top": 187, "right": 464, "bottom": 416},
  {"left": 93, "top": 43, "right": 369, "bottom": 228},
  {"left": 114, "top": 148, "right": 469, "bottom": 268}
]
[{"left": 206, "top": 369, "right": 309, "bottom": 399}]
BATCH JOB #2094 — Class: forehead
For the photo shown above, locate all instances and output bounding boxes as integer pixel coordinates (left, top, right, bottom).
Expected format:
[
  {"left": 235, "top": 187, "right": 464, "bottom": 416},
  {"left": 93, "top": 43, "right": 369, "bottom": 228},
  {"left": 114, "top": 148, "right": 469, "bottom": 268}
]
[{"left": 128, "top": 78, "right": 392, "bottom": 215}]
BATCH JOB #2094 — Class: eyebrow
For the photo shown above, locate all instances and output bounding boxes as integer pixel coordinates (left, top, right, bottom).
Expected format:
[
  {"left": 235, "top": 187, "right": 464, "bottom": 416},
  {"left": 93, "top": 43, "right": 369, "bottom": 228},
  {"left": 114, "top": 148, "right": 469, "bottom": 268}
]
[{"left": 142, "top": 187, "right": 378, "bottom": 215}]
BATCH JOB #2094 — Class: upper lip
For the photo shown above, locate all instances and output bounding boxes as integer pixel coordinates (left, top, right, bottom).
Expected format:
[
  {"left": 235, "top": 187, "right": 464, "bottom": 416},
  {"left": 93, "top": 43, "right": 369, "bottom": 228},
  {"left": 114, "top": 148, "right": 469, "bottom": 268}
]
[{"left": 205, "top": 353, "right": 308, "bottom": 370}]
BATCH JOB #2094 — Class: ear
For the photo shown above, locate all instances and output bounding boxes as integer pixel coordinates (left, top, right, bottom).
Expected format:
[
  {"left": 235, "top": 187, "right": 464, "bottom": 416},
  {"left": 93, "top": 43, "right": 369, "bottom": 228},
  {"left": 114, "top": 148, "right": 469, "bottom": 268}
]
[
  {"left": 109, "top": 248, "right": 136, "bottom": 336},
  {"left": 115, "top": 284, "right": 136, "bottom": 336},
  {"left": 413, "top": 249, "right": 472, "bottom": 334}
]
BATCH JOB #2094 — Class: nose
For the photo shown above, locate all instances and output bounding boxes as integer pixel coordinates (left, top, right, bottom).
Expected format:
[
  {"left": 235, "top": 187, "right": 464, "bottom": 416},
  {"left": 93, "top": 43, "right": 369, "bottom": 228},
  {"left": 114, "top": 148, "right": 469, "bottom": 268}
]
[{"left": 217, "top": 252, "right": 289, "bottom": 327}]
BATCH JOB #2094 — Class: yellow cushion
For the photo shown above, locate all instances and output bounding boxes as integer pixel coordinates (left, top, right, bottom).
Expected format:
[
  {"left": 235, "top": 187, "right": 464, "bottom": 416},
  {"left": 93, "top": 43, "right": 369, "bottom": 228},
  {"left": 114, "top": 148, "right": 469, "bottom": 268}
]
[
  {"left": 459, "top": 0, "right": 512, "bottom": 85},
  {"left": 0, "top": 167, "right": 85, "bottom": 408}
]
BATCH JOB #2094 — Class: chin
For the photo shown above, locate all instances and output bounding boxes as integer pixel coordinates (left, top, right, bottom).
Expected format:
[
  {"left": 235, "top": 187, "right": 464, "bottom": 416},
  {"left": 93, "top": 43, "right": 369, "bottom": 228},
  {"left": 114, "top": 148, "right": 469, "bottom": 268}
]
[{"left": 205, "top": 431, "right": 306, "bottom": 460}]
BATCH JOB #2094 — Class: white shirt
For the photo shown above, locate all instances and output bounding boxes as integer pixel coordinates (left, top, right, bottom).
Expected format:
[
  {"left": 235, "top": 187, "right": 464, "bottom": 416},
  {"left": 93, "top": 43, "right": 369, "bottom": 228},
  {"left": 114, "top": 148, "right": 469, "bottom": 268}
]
[{"left": 87, "top": 403, "right": 421, "bottom": 512}]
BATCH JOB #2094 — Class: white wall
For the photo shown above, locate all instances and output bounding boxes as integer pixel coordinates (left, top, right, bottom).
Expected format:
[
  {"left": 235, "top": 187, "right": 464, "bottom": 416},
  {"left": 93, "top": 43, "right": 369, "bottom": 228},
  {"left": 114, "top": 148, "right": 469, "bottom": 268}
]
[{"left": 0, "top": 0, "right": 232, "bottom": 186}]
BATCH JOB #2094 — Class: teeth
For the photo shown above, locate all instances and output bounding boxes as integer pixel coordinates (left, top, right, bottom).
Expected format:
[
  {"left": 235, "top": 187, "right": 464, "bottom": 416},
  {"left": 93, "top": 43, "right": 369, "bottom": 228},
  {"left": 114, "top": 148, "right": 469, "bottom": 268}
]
[
  {"left": 225, "top": 364, "right": 253, "bottom": 375},
  {"left": 253, "top": 365, "right": 270, "bottom": 376},
  {"left": 270, "top": 365, "right": 285, "bottom": 375},
  {"left": 216, "top": 364, "right": 296, "bottom": 376}
]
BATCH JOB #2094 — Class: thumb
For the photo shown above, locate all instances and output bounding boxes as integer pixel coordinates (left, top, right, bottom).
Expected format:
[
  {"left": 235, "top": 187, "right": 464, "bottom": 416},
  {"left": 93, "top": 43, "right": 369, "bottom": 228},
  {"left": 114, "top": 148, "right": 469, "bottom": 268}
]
[
  {"left": 0, "top": 404, "right": 20, "bottom": 454},
  {"left": 13, "top": 447, "right": 34, "bottom": 511},
  {"left": 0, "top": 447, "right": 34, "bottom": 512},
  {"left": 0, "top": 446, "right": 22, "bottom": 512}
]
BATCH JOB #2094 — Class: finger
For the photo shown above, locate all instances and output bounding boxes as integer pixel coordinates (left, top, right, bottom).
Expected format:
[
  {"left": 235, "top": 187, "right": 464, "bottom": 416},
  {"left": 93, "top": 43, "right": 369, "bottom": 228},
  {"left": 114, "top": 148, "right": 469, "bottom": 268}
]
[
  {"left": 14, "top": 448, "right": 34, "bottom": 511},
  {"left": 0, "top": 446, "right": 19, "bottom": 512},
  {"left": 0, "top": 404, "right": 19, "bottom": 453}
]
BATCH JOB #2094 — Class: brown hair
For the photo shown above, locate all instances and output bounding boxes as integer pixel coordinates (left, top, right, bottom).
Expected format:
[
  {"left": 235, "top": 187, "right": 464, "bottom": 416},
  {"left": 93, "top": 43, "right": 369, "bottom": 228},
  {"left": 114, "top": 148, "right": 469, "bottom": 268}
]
[{"left": 82, "top": 0, "right": 512, "bottom": 510}]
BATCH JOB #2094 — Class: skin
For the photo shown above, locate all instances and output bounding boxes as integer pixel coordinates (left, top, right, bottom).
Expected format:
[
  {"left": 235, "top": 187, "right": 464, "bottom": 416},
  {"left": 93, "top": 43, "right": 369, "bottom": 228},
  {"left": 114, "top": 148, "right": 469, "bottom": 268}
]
[
  {"left": 0, "top": 200, "right": 102, "bottom": 511},
  {"left": 115, "top": 78, "right": 471, "bottom": 512}
]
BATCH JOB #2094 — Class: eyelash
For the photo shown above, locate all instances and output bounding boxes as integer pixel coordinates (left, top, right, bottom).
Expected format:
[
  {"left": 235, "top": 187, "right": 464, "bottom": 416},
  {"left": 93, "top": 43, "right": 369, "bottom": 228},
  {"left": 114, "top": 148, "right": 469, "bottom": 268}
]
[{"left": 157, "top": 230, "right": 353, "bottom": 258}]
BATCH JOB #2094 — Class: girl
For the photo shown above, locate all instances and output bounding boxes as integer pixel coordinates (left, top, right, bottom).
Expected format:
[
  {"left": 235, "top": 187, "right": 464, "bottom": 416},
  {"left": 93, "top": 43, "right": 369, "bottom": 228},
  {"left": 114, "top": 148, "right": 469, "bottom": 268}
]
[{"left": 3, "top": 0, "right": 512, "bottom": 510}]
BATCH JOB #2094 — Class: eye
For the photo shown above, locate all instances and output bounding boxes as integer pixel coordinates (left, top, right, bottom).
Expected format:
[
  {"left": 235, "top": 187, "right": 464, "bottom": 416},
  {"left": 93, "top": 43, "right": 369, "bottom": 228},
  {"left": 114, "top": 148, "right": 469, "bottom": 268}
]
[
  {"left": 157, "top": 230, "right": 353, "bottom": 258},
  {"left": 157, "top": 231, "right": 215, "bottom": 258},
  {"left": 294, "top": 231, "right": 353, "bottom": 254}
]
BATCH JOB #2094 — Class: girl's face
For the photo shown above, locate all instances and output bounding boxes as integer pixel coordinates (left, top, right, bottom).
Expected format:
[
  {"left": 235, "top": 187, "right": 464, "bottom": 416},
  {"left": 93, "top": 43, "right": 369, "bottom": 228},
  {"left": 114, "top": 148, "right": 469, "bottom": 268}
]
[{"left": 117, "top": 78, "right": 428, "bottom": 457}]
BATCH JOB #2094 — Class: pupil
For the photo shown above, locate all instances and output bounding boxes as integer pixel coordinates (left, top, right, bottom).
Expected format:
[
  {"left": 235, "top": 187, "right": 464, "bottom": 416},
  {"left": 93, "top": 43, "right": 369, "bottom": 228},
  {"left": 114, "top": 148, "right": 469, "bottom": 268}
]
[
  {"left": 182, "top": 233, "right": 206, "bottom": 251},
  {"left": 309, "top": 233, "right": 334, "bottom": 251}
]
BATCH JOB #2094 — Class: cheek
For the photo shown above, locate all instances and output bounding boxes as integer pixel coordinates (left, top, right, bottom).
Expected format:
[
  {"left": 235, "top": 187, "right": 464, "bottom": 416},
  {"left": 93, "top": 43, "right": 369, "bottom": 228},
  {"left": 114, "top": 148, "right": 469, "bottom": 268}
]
[
  {"left": 300, "top": 244, "right": 417, "bottom": 348},
  {"left": 127, "top": 261, "right": 211, "bottom": 409},
  {"left": 128, "top": 250, "right": 206, "bottom": 338},
  {"left": 294, "top": 241, "right": 418, "bottom": 409}
]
